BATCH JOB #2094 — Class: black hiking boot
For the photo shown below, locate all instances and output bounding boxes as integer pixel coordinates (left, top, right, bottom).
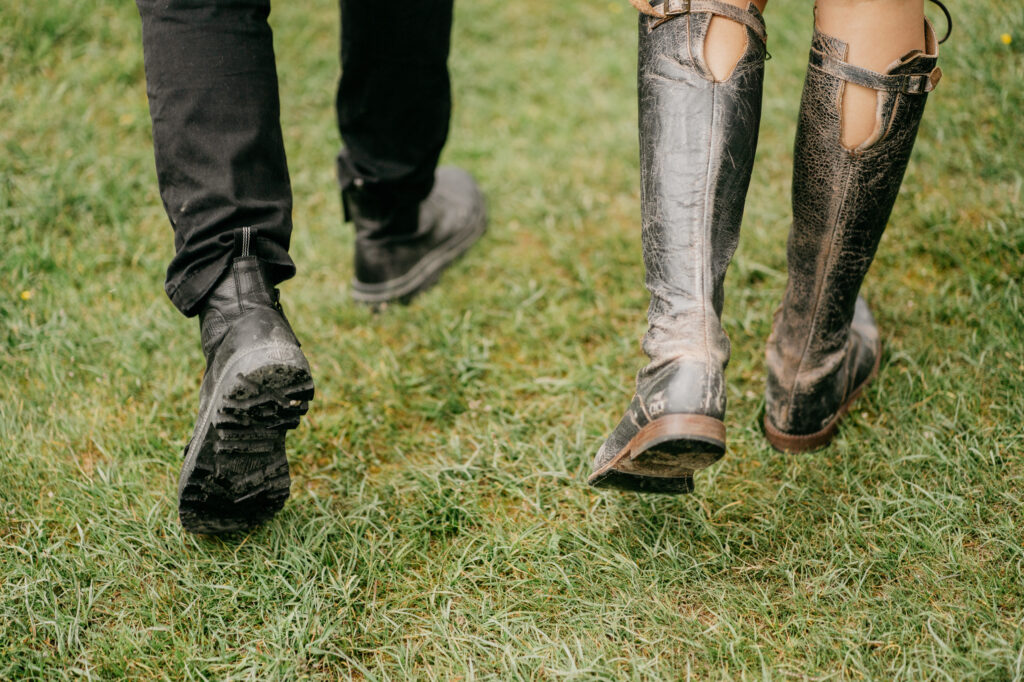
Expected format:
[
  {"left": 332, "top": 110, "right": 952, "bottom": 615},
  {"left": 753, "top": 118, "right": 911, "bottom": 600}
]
[
  {"left": 178, "top": 245, "right": 314, "bottom": 535},
  {"left": 343, "top": 166, "right": 487, "bottom": 306}
]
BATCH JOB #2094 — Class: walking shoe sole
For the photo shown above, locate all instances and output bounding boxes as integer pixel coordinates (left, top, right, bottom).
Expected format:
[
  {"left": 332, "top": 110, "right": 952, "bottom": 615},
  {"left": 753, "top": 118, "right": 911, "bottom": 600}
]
[
  {"left": 178, "top": 344, "right": 313, "bottom": 535},
  {"left": 588, "top": 414, "right": 726, "bottom": 494},
  {"left": 763, "top": 339, "right": 882, "bottom": 453},
  {"left": 350, "top": 204, "right": 487, "bottom": 306}
]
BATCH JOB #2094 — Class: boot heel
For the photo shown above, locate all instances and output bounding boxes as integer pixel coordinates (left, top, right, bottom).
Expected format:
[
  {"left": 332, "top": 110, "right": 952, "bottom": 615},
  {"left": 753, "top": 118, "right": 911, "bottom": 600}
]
[
  {"left": 587, "top": 414, "right": 725, "bottom": 494},
  {"left": 629, "top": 413, "right": 726, "bottom": 470}
]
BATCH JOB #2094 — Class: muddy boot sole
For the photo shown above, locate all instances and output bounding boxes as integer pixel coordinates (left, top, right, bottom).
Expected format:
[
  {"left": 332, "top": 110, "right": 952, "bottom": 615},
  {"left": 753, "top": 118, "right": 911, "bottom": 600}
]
[
  {"left": 588, "top": 414, "right": 726, "bottom": 494},
  {"left": 178, "top": 345, "right": 313, "bottom": 535}
]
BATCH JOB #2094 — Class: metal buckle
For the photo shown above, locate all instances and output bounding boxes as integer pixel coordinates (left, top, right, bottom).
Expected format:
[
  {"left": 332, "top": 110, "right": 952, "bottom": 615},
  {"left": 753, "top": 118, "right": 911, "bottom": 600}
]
[
  {"left": 903, "top": 74, "right": 925, "bottom": 95},
  {"left": 650, "top": 0, "right": 691, "bottom": 29},
  {"left": 902, "top": 67, "right": 941, "bottom": 94}
]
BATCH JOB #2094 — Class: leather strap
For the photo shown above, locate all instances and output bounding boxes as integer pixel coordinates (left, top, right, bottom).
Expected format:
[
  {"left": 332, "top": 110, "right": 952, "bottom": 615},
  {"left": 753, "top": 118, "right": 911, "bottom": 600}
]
[
  {"left": 629, "top": 0, "right": 767, "bottom": 44},
  {"left": 809, "top": 48, "right": 942, "bottom": 94}
]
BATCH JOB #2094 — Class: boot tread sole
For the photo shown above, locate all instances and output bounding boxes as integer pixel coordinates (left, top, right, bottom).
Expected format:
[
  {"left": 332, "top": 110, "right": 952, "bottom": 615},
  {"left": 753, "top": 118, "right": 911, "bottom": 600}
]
[{"left": 178, "top": 349, "right": 313, "bottom": 536}]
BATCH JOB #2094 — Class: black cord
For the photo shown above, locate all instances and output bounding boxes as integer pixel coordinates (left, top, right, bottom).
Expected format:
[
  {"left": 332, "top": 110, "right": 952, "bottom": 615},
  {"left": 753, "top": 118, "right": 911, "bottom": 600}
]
[{"left": 928, "top": 0, "right": 953, "bottom": 44}]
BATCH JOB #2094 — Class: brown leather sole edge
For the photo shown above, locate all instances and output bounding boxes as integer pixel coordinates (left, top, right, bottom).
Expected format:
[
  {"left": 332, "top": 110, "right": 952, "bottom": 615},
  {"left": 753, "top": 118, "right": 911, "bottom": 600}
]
[
  {"left": 763, "top": 340, "right": 882, "bottom": 453},
  {"left": 587, "top": 413, "right": 726, "bottom": 494}
]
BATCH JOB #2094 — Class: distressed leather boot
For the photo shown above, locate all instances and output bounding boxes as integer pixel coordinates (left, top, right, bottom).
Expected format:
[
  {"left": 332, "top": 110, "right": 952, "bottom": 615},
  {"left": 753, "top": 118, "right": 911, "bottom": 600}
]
[
  {"left": 343, "top": 166, "right": 487, "bottom": 306},
  {"left": 764, "top": 21, "right": 942, "bottom": 452},
  {"left": 178, "top": 228, "right": 315, "bottom": 534},
  {"left": 589, "top": 0, "right": 766, "bottom": 493}
]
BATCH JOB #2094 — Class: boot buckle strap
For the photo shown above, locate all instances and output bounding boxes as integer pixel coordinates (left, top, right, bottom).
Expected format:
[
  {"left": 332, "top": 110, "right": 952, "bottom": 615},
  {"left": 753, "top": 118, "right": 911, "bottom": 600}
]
[
  {"left": 905, "top": 67, "right": 942, "bottom": 93},
  {"left": 810, "top": 49, "right": 941, "bottom": 95},
  {"left": 630, "top": 0, "right": 767, "bottom": 44},
  {"left": 638, "top": 0, "right": 690, "bottom": 29},
  {"left": 897, "top": 70, "right": 941, "bottom": 94}
]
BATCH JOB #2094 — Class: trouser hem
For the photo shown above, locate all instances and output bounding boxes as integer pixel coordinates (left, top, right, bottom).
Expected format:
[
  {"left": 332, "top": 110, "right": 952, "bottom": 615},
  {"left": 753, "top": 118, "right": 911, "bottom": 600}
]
[{"left": 166, "top": 236, "right": 295, "bottom": 318}]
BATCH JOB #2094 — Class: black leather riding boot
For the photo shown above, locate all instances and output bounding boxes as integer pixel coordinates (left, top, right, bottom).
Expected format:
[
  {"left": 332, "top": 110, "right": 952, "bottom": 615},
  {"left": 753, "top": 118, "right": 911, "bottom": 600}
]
[
  {"left": 178, "top": 228, "right": 314, "bottom": 534},
  {"left": 764, "top": 21, "right": 942, "bottom": 452},
  {"left": 589, "top": 0, "right": 766, "bottom": 493},
  {"left": 340, "top": 165, "right": 487, "bottom": 306}
]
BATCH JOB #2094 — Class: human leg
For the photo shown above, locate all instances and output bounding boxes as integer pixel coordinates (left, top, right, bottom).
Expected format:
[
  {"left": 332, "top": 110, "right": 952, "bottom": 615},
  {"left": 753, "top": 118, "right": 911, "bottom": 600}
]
[
  {"left": 763, "top": 1, "right": 943, "bottom": 451},
  {"left": 336, "top": 0, "right": 487, "bottom": 306},
  {"left": 136, "top": 0, "right": 313, "bottom": 533},
  {"left": 589, "top": 0, "right": 768, "bottom": 493},
  {"left": 137, "top": 0, "right": 296, "bottom": 316},
  {"left": 816, "top": 0, "right": 926, "bottom": 148}
]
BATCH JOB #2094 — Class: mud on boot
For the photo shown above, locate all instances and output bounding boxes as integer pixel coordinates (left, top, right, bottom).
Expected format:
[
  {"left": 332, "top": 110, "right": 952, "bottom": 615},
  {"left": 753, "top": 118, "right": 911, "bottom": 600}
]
[
  {"left": 589, "top": 0, "right": 766, "bottom": 493},
  {"left": 178, "top": 248, "right": 314, "bottom": 535}
]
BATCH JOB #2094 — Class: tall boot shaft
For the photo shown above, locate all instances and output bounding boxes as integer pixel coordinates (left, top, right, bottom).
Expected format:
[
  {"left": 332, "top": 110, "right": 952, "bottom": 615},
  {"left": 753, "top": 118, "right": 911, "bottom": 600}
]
[
  {"left": 637, "top": 0, "right": 766, "bottom": 415},
  {"left": 589, "top": 1, "right": 766, "bottom": 494},
  {"left": 766, "top": 20, "right": 942, "bottom": 437}
]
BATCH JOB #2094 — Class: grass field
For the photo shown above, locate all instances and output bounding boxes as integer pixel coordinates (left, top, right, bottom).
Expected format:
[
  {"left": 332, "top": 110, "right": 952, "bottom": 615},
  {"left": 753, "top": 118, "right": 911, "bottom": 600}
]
[{"left": 2, "top": 0, "right": 1023, "bottom": 678}]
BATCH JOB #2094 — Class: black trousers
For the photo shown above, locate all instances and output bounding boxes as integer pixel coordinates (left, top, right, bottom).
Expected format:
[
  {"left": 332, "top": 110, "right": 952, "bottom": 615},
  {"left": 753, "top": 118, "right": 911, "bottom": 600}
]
[{"left": 136, "top": 0, "right": 454, "bottom": 316}]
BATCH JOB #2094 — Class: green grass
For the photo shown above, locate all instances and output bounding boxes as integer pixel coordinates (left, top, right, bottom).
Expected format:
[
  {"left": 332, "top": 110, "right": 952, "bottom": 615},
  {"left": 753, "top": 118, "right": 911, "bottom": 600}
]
[{"left": 1, "top": 0, "right": 1022, "bottom": 678}]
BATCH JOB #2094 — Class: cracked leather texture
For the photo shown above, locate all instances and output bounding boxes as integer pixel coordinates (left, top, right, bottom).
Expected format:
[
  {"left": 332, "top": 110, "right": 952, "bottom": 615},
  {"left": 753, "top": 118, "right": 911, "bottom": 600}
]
[
  {"left": 765, "top": 23, "right": 939, "bottom": 436},
  {"left": 636, "top": 5, "right": 764, "bottom": 415},
  {"left": 593, "top": 4, "right": 765, "bottom": 472}
]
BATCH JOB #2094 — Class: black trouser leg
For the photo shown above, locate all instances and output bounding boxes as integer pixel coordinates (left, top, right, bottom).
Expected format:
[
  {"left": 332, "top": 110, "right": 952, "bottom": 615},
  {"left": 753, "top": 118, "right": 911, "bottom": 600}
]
[
  {"left": 137, "top": 0, "right": 295, "bottom": 317},
  {"left": 336, "top": 0, "right": 454, "bottom": 235}
]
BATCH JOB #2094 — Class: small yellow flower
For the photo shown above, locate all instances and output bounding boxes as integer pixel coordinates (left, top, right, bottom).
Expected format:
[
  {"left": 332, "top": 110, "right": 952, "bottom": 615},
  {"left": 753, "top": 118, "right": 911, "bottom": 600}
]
[
  {"left": 20, "top": 290, "right": 32, "bottom": 300},
  {"left": 1001, "top": 33, "right": 1013, "bottom": 45}
]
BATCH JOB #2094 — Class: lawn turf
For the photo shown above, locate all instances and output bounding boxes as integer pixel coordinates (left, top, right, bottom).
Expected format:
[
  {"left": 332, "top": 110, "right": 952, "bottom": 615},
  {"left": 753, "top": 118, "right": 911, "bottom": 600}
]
[{"left": 1, "top": 0, "right": 1022, "bottom": 678}]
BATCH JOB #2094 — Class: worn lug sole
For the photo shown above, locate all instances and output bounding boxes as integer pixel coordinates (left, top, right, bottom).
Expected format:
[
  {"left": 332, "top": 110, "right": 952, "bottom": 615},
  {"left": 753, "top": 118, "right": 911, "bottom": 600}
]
[
  {"left": 588, "top": 414, "right": 726, "bottom": 494},
  {"left": 178, "top": 346, "right": 314, "bottom": 535},
  {"left": 764, "top": 340, "right": 882, "bottom": 453},
  {"left": 351, "top": 203, "right": 487, "bottom": 306}
]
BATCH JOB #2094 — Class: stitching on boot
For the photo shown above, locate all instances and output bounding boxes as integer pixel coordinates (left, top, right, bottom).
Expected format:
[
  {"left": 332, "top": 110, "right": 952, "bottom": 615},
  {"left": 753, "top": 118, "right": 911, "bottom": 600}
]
[
  {"left": 785, "top": 156, "right": 853, "bottom": 416},
  {"left": 698, "top": 83, "right": 718, "bottom": 412}
]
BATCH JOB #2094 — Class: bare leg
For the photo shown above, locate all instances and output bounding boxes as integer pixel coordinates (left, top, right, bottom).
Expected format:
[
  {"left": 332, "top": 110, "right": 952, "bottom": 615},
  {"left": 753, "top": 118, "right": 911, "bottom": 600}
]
[
  {"left": 706, "top": 0, "right": 768, "bottom": 81},
  {"left": 815, "top": 0, "right": 925, "bottom": 148}
]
